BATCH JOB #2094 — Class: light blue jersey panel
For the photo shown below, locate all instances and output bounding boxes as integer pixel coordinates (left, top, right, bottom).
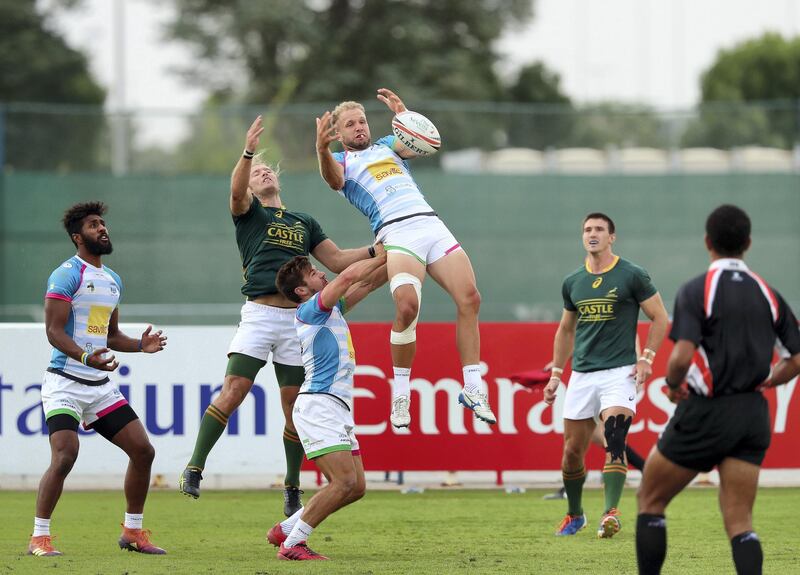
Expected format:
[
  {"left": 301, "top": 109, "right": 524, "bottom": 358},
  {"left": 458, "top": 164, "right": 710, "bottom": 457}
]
[
  {"left": 295, "top": 293, "right": 355, "bottom": 406},
  {"left": 45, "top": 256, "right": 122, "bottom": 381},
  {"left": 334, "top": 135, "right": 434, "bottom": 234}
]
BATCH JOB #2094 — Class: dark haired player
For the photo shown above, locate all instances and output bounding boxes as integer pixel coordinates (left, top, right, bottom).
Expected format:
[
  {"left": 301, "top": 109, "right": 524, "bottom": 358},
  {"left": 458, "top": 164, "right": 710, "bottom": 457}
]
[
  {"left": 636, "top": 205, "right": 800, "bottom": 575},
  {"left": 28, "top": 202, "right": 168, "bottom": 557},
  {"left": 544, "top": 212, "right": 669, "bottom": 538},
  {"left": 266, "top": 251, "right": 387, "bottom": 560}
]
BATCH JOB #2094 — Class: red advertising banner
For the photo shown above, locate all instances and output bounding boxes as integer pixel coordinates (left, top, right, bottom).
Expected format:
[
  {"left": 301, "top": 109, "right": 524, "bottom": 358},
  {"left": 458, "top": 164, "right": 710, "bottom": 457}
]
[{"left": 314, "top": 323, "right": 799, "bottom": 472}]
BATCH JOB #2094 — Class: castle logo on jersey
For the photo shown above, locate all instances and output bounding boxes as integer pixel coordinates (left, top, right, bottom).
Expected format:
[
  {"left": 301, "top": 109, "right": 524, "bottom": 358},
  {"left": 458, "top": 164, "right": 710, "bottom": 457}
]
[
  {"left": 86, "top": 305, "right": 113, "bottom": 335},
  {"left": 367, "top": 158, "right": 403, "bottom": 182},
  {"left": 575, "top": 296, "right": 617, "bottom": 322},
  {"left": 264, "top": 222, "right": 306, "bottom": 251}
]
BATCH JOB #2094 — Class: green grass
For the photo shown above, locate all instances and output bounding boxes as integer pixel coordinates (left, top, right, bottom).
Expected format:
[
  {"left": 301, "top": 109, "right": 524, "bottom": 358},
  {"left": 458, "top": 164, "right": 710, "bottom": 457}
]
[{"left": 2, "top": 487, "right": 799, "bottom": 574}]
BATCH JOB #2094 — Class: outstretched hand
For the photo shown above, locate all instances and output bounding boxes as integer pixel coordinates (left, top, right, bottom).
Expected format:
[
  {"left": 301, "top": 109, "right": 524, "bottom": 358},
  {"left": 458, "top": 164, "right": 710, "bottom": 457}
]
[
  {"left": 377, "top": 88, "right": 407, "bottom": 115},
  {"left": 140, "top": 325, "right": 167, "bottom": 354},
  {"left": 316, "top": 111, "right": 338, "bottom": 152},
  {"left": 245, "top": 115, "right": 264, "bottom": 153}
]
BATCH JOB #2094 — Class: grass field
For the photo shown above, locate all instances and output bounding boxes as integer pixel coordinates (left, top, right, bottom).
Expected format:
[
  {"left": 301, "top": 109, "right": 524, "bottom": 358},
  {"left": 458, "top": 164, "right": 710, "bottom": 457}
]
[{"left": 2, "top": 487, "right": 799, "bottom": 574}]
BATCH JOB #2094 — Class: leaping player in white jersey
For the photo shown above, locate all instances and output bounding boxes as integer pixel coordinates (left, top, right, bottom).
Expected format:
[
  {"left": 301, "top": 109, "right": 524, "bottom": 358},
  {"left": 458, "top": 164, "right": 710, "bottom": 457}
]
[
  {"left": 315, "top": 88, "right": 496, "bottom": 428},
  {"left": 27, "top": 202, "right": 168, "bottom": 558}
]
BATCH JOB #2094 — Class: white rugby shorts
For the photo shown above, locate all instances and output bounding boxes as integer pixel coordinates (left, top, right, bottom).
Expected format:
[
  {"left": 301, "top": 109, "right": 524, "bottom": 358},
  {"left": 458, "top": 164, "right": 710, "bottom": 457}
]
[
  {"left": 228, "top": 301, "right": 302, "bottom": 366},
  {"left": 377, "top": 215, "right": 461, "bottom": 265},
  {"left": 563, "top": 364, "right": 638, "bottom": 420},
  {"left": 292, "top": 393, "right": 360, "bottom": 460},
  {"left": 41, "top": 371, "right": 129, "bottom": 429}
]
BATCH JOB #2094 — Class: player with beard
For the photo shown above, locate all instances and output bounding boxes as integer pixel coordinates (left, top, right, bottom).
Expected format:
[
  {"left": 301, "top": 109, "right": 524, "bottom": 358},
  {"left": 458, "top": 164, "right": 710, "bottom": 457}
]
[
  {"left": 28, "top": 202, "right": 168, "bottom": 557},
  {"left": 315, "top": 88, "right": 495, "bottom": 430}
]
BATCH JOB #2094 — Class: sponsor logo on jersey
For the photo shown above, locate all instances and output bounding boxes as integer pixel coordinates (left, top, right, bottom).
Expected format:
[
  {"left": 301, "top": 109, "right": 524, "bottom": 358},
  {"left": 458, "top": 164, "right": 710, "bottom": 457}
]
[
  {"left": 367, "top": 158, "right": 403, "bottom": 182},
  {"left": 110, "top": 284, "right": 118, "bottom": 295},
  {"left": 86, "top": 281, "right": 95, "bottom": 293},
  {"left": 575, "top": 298, "right": 616, "bottom": 322},
  {"left": 86, "top": 305, "right": 112, "bottom": 335},
  {"left": 62, "top": 262, "right": 73, "bottom": 269},
  {"left": 264, "top": 222, "right": 306, "bottom": 251},
  {"left": 592, "top": 277, "right": 603, "bottom": 288}
]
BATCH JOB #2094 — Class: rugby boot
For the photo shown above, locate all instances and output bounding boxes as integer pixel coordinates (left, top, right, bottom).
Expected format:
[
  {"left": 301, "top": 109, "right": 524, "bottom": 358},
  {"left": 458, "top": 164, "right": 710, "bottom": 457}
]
[
  {"left": 28, "top": 535, "right": 63, "bottom": 556},
  {"left": 283, "top": 486, "right": 304, "bottom": 517},
  {"left": 277, "top": 541, "right": 328, "bottom": 560},
  {"left": 179, "top": 466, "right": 202, "bottom": 499},
  {"left": 118, "top": 527, "right": 166, "bottom": 554},
  {"left": 543, "top": 486, "right": 568, "bottom": 500},
  {"left": 266, "top": 522, "right": 287, "bottom": 547},
  {"left": 555, "top": 513, "right": 587, "bottom": 536},
  {"left": 390, "top": 395, "right": 411, "bottom": 428},
  {"left": 458, "top": 389, "right": 497, "bottom": 424},
  {"left": 597, "top": 508, "right": 622, "bottom": 539}
]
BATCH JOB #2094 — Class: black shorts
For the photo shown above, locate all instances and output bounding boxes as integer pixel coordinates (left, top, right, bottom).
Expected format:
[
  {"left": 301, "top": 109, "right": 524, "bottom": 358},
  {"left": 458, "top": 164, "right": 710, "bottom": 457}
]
[{"left": 658, "top": 392, "right": 771, "bottom": 472}]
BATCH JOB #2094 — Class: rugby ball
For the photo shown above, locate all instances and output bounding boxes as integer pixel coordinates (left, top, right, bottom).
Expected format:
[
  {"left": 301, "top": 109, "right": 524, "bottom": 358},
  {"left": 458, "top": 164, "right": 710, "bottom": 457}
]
[{"left": 391, "top": 111, "right": 441, "bottom": 156}]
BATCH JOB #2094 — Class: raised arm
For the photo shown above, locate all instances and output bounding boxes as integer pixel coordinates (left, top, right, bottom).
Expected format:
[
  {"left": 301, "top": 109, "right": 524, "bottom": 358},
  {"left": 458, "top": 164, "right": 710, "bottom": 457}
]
[
  {"left": 544, "top": 309, "right": 578, "bottom": 405},
  {"left": 377, "top": 87, "right": 421, "bottom": 159},
  {"left": 230, "top": 115, "right": 264, "bottom": 216},
  {"left": 312, "top": 238, "right": 374, "bottom": 273},
  {"left": 318, "top": 250, "right": 387, "bottom": 311},
  {"left": 316, "top": 110, "right": 345, "bottom": 190},
  {"left": 342, "top": 245, "right": 388, "bottom": 311}
]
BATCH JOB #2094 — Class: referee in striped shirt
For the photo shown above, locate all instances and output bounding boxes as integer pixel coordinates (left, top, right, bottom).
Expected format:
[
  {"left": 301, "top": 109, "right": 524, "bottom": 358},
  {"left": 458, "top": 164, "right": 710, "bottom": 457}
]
[{"left": 636, "top": 205, "right": 800, "bottom": 575}]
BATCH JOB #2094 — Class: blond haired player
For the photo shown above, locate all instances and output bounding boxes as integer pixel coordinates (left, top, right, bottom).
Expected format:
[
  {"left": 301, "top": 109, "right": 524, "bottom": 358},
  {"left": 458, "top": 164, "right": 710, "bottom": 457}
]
[{"left": 315, "top": 88, "right": 495, "bottom": 429}]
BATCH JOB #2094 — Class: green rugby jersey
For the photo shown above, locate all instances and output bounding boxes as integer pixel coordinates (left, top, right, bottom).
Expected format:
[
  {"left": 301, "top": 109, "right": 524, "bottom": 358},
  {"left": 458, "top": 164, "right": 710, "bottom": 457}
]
[
  {"left": 561, "top": 256, "right": 657, "bottom": 372},
  {"left": 233, "top": 195, "right": 328, "bottom": 298}
]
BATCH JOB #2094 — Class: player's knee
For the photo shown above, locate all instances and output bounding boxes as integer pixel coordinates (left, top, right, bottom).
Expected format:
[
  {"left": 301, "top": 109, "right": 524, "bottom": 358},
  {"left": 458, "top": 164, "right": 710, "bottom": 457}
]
[
  {"left": 456, "top": 285, "right": 481, "bottom": 315},
  {"left": 604, "top": 413, "right": 632, "bottom": 464},
  {"left": 51, "top": 448, "right": 78, "bottom": 476},
  {"left": 332, "top": 474, "right": 358, "bottom": 498},
  {"left": 394, "top": 298, "right": 419, "bottom": 328},
  {"left": 219, "top": 376, "right": 253, "bottom": 409},
  {"left": 134, "top": 441, "right": 156, "bottom": 466},
  {"left": 351, "top": 481, "right": 366, "bottom": 502},
  {"left": 562, "top": 437, "right": 586, "bottom": 463}
]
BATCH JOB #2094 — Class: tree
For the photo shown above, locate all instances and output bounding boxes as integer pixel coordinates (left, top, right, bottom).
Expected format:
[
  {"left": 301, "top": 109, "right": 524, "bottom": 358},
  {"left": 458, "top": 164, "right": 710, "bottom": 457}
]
[
  {"left": 0, "top": 0, "right": 106, "bottom": 170},
  {"left": 684, "top": 33, "right": 800, "bottom": 149},
  {"left": 567, "top": 102, "right": 667, "bottom": 149},
  {"left": 505, "top": 62, "right": 573, "bottom": 149},
  {"left": 164, "top": 0, "right": 534, "bottom": 104}
]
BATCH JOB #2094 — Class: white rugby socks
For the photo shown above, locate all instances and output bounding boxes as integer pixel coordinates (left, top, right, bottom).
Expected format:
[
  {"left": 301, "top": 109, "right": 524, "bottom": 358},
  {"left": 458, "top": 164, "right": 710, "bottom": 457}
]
[
  {"left": 463, "top": 364, "right": 482, "bottom": 395},
  {"left": 124, "top": 513, "right": 143, "bottom": 530},
  {"left": 392, "top": 367, "right": 411, "bottom": 399},
  {"left": 280, "top": 507, "right": 304, "bottom": 535},
  {"left": 33, "top": 517, "right": 50, "bottom": 537},
  {"left": 284, "top": 519, "right": 314, "bottom": 548}
]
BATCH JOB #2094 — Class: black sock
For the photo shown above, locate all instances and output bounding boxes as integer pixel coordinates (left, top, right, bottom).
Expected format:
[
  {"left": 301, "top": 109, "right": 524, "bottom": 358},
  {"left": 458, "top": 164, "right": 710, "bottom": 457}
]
[
  {"left": 626, "top": 444, "right": 646, "bottom": 471},
  {"left": 636, "top": 513, "right": 667, "bottom": 575},
  {"left": 731, "top": 531, "right": 762, "bottom": 575}
]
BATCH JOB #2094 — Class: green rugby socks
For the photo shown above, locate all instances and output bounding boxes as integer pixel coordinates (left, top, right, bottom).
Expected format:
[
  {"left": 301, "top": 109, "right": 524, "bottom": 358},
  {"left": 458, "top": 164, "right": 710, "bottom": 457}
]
[
  {"left": 603, "top": 462, "right": 627, "bottom": 511},
  {"left": 563, "top": 466, "right": 586, "bottom": 516},
  {"left": 188, "top": 404, "right": 229, "bottom": 469},
  {"left": 283, "top": 426, "right": 304, "bottom": 487}
]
